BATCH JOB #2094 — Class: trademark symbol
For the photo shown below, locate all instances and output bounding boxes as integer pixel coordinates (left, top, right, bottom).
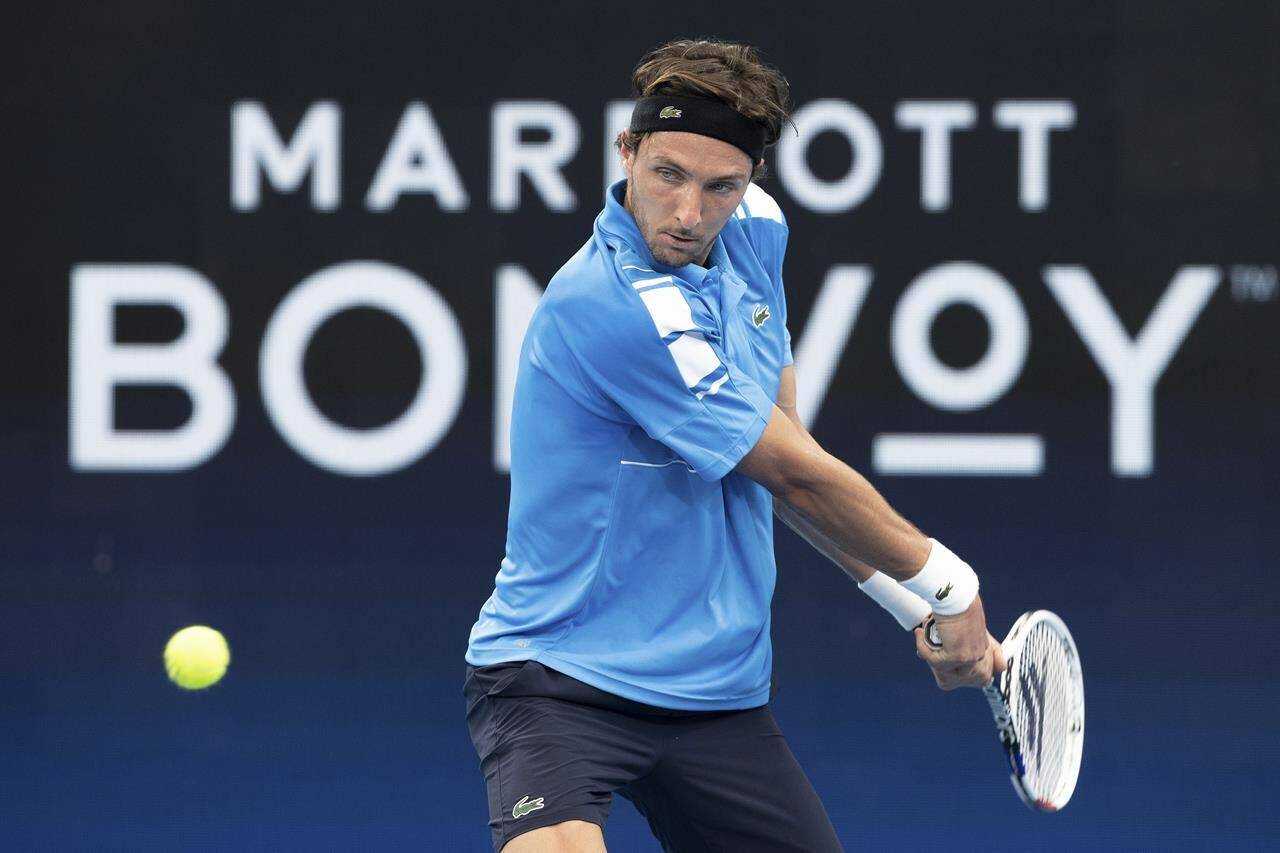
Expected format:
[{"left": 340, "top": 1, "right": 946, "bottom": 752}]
[{"left": 1229, "top": 265, "right": 1278, "bottom": 303}]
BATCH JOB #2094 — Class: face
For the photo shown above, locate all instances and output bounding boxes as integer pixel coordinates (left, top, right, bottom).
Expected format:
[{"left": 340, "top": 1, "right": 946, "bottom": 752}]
[{"left": 621, "top": 131, "right": 755, "bottom": 267}]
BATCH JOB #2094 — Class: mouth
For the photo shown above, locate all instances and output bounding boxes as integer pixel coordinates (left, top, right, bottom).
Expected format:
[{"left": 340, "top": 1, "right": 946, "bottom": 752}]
[{"left": 660, "top": 231, "right": 699, "bottom": 250}]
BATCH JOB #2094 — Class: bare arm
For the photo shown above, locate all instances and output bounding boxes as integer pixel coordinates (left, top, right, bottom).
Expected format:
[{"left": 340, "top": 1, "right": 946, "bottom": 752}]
[
  {"left": 769, "top": 367, "right": 887, "bottom": 584},
  {"left": 773, "top": 500, "right": 879, "bottom": 582},
  {"left": 743, "top": 366, "right": 998, "bottom": 688},
  {"left": 739, "top": 367, "right": 930, "bottom": 579}
]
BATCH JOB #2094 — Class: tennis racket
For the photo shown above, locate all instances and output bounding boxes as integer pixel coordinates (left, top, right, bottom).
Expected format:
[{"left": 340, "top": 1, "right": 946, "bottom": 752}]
[
  {"left": 859, "top": 576, "right": 1084, "bottom": 811},
  {"left": 925, "top": 609, "right": 1085, "bottom": 811}
]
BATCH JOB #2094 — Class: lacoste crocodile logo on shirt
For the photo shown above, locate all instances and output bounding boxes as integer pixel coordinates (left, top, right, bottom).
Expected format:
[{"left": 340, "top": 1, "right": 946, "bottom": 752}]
[
  {"left": 752, "top": 304, "right": 771, "bottom": 328},
  {"left": 512, "top": 795, "right": 545, "bottom": 819}
]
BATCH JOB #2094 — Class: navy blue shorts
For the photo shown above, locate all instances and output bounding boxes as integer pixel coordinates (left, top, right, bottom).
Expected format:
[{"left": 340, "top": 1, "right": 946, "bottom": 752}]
[{"left": 463, "top": 660, "right": 843, "bottom": 852}]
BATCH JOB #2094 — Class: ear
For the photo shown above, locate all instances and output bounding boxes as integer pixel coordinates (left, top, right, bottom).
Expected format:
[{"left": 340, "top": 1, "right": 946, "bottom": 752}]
[{"left": 619, "top": 130, "right": 636, "bottom": 177}]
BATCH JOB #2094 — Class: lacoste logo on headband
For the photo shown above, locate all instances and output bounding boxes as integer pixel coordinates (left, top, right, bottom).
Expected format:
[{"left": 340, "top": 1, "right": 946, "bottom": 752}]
[{"left": 659, "top": 106, "right": 683, "bottom": 119}]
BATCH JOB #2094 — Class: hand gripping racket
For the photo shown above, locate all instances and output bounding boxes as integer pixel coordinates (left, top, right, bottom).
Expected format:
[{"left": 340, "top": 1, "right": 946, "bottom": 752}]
[{"left": 865, "top": 577, "right": 1085, "bottom": 812}]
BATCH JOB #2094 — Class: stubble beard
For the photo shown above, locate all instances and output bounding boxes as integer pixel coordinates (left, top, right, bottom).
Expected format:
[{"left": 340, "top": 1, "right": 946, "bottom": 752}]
[{"left": 626, "top": 183, "right": 700, "bottom": 267}]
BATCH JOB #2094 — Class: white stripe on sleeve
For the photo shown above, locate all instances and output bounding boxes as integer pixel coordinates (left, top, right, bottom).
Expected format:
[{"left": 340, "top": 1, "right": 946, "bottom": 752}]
[
  {"left": 638, "top": 286, "right": 697, "bottom": 337},
  {"left": 695, "top": 373, "right": 730, "bottom": 400},
  {"left": 635, "top": 280, "right": 723, "bottom": 390},
  {"left": 667, "top": 333, "right": 722, "bottom": 388},
  {"left": 631, "top": 275, "right": 672, "bottom": 290}
]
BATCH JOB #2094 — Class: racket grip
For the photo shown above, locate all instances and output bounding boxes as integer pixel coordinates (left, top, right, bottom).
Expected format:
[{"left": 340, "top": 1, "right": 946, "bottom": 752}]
[{"left": 926, "top": 618, "right": 942, "bottom": 648}]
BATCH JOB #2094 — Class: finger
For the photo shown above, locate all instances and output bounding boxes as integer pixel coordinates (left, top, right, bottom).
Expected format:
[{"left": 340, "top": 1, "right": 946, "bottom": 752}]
[
  {"left": 924, "top": 654, "right": 958, "bottom": 689},
  {"left": 962, "top": 650, "right": 996, "bottom": 688},
  {"left": 942, "top": 663, "right": 976, "bottom": 689},
  {"left": 932, "top": 659, "right": 972, "bottom": 691},
  {"left": 972, "top": 653, "right": 994, "bottom": 686},
  {"left": 990, "top": 635, "right": 1007, "bottom": 674}
]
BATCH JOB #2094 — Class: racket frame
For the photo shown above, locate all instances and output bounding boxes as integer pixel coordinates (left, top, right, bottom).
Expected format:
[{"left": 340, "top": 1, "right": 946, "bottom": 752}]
[{"left": 996, "top": 609, "right": 1084, "bottom": 812}]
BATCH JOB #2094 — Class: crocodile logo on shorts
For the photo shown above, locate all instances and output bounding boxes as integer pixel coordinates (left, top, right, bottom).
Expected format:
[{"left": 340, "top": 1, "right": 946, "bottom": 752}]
[
  {"left": 512, "top": 795, "right": 545, "bottom": 819},
  {"left": 752, "top": 304, "right": 771, "bottom": 328},
  {"left": 659, "top": 106, "right": 683, "bottom": 119}
]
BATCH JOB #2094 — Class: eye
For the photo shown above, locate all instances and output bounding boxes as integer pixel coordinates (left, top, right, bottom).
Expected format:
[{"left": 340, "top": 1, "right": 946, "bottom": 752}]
[
  {"left": 709, "top": 183, "right": 735, "bottom": 194},
  {"left": 656, "top": 167, "right": 680, "bottom": 182}
]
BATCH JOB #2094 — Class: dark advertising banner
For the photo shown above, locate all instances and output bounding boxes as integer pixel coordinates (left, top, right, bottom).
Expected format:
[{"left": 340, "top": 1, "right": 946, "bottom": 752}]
[{"left": 3, "top": 3, "right": 1277, "bottom": 849}]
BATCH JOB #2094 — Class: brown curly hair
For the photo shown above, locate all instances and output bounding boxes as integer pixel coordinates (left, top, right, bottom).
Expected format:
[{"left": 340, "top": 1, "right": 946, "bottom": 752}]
[{"left": 618, "top": 38, "right": 792, "bottom": 177}]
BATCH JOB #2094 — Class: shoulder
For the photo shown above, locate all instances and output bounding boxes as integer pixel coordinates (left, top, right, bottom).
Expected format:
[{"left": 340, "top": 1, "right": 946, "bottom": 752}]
[
  {"left": 540, "top": 240, "right": 689, "bottom": 358},
  {"left": 726, "top": 182, "right": 789, "bottom": 283},
  {"left": 733, "top": 182, "right": 787, "bottom": 229}
]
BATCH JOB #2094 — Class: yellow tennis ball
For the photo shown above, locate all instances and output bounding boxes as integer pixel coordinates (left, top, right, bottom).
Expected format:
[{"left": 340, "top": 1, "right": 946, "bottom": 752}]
[{"left": 164, "top": 625, "right": 230, "bottom": 690}]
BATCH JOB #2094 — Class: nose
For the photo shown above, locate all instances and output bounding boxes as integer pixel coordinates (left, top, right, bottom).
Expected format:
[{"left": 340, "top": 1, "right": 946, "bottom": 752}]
[{"left": 674, "top": 185, "right": 702, "bottom": 233}]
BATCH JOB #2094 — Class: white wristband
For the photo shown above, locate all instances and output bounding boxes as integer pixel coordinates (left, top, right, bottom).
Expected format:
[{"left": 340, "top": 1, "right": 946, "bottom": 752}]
[
  {"left": 899, "top": 539, "right": 979, "bottom": 616},
  {"left": 857, "top": 571, "right": 933, "bottom": 630}
]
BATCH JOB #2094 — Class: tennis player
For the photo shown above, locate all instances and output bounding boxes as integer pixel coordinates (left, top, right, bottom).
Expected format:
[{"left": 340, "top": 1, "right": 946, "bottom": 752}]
[{"left": 465, "top": 39, "right": 1000, "bottom": 852}]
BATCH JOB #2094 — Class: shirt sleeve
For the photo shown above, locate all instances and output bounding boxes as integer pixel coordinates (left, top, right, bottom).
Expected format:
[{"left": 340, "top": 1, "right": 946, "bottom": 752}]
[
  {"left": 746, "top": 218, "right": 793, "bottom": 367},
  {"left": 550, "top": 280, "right": 774, "bottom": 482},
  {"left": 778, "top": 270, "right": 794, "bottom": 368},
  {"left": 737, "top": 186, "right": 793, "bottom": 368}
]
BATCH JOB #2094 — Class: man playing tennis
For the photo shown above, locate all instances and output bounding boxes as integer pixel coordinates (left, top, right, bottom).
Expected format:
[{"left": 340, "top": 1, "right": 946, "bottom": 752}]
[{"left": 465, "top": 38, "right": 1000, "bottom": 852}]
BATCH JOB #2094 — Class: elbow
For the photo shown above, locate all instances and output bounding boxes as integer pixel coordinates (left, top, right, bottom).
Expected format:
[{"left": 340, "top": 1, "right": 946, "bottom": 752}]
[
  {"left": 737, "top": 406, "right": 835, "bottom": 504},
  {"left": 762, "top": 445, "right": 833, "bottom": 512}
]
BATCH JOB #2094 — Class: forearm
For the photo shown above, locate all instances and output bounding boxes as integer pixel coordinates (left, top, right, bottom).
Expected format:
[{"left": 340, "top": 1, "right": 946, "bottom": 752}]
[
  {"left": 775, "top": 489, "right": 936, "bottom": 631},
  {"left": 772, "top": 499, "right": 877, "bottom": 583},
  {"left": 777, "top": 465, "right": 993, "bottom": 681},
  {"left": 757, "top": 369, "right": 989, "bottom": 669},
  {"left": 776, "top": 445, "right": 930, "bottom": 580}
]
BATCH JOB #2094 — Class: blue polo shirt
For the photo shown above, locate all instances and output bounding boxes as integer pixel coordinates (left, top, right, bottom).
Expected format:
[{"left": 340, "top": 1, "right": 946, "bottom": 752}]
[{"left": 465, "top": 179, "right": 793, "bottom": 710}]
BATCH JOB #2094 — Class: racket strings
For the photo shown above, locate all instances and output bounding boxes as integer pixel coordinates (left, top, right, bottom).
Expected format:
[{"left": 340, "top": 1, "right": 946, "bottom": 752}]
[{"left": 1010, "top": 620, "right": 1080, "bottom": 804}]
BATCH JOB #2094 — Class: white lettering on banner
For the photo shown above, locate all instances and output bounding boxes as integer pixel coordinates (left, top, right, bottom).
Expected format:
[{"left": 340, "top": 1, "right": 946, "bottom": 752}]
[
  {"left": 366, "top": 102, "right": 468, "bottom": 211},
  {"left": 232, "top": 101, "right": 340, "bottom": 211},
  {"left": 65, "top": 262, "right": 1223, "bottom": 478},
  {"left": 792, "top": 266, "right": 873, "bottom": 429},
  {"left": 993, "top": 101, "right": 1076, "bottom": 211},
  {"left": 873, "top": 434, "right": 1044, "bottom": 476},
  {"left": 892, "top": 262, "right": 1029, "bottom": 411},
  {"left": 260, "top": 262, "right": 467, "bottom": 476},
  {"left": 228, "top": 98, "right": 1077, "bottom": 213},
  {"left": 895, "top": 101, "right": 978, "bottom": 212},
  {"left": 1044, "top": 265, "right": 1220, "bottom": 476},
  {"left": 69, "top": 265, "right": 235, "bottom": 471},
  {"left": 604, "top": 100, "right": 635, "bottom": 192},
  {"left": 777, "top": 99, "right": 884, "bottom": 214},
  {"left": 494, "top": 265, "right": 544, "bottom": 472},
  {"left": 491, "top": 101, "right": 580, "bottom": 212}
]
